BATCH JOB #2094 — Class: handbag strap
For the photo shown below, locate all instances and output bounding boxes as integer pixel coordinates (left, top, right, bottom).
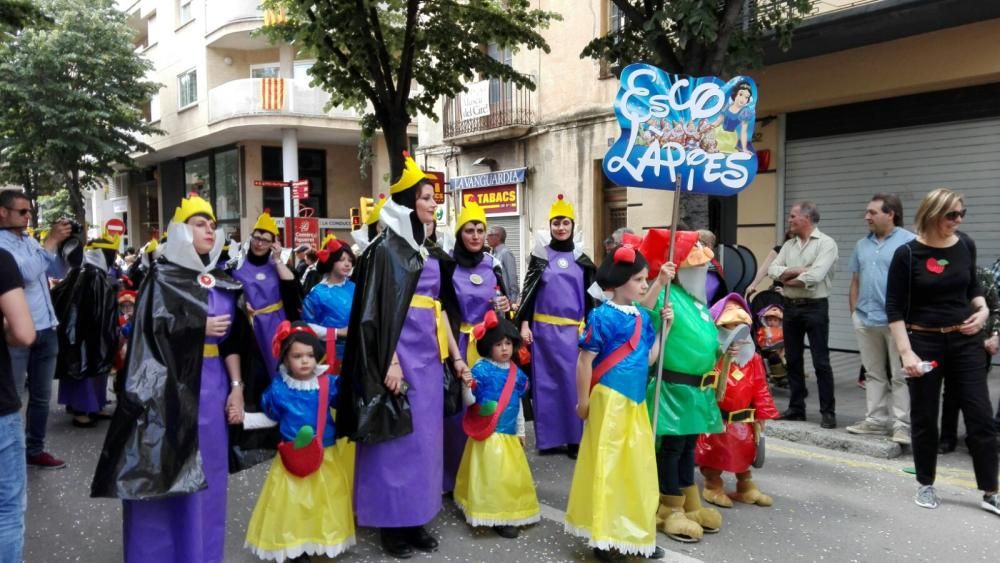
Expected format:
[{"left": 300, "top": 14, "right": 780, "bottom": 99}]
[
  {"left": 315, "top": 375, "right": 329, "bottom": 441},
  {"left": 590, "top": 314, "right": 642, "bottom": 391},
  {"left": 325, "top": 329, "right": 337, "bottom": 375},
  {"left": 463, "top": 363, "right": 518, "bottom": 441}
]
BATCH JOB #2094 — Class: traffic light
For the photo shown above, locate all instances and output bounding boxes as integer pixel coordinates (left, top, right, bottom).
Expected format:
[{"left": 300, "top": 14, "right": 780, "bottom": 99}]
[
  {"left": 349, "top": 207, "right": 361, "bottom": 230},
  {"left": 359, "top": 197, "right": 375, "bottom": 225}
]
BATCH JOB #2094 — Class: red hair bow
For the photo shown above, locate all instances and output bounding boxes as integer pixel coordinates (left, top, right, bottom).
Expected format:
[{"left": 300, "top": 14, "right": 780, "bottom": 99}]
[
  {"left": 472, "top": 310, "right": 499, "bottom": 341},
  {"left": 317, "top": 239, "right": 344, "bottom": 264},
  {"left": 613, "top": 245, "right": 637, "bottom": 264},
  {"left": 271, "top": 320, "right": 317, "bottom": 360}
]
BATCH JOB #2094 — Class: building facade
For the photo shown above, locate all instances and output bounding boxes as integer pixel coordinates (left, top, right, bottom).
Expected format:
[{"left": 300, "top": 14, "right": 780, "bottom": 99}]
[
  {"left": 113, "top": 0, "right": 409, "bottom": 248},
  {"left": 416, "top": 0, "right": 1000, "bottom": 353}
]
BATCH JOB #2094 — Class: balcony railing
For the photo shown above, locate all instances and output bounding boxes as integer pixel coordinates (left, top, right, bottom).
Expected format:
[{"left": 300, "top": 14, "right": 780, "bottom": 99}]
[
  {"left": 205, "top": 0, "right": 263, "bottom": 36},
  {"left": 207, "top": 78, "right": 361, "bottom": 123},
  {"left": 443, "top": 78, "right": 535, "bottom": 141}
]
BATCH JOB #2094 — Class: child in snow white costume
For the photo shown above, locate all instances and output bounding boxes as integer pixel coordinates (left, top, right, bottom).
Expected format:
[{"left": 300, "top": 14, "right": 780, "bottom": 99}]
[
  {"left": 638, "top": 230, "right": 725, "bottom": 544},
  {"left": 695, "top": 293, "right": 778, "bottom": 508},
  {"left": 243, "top": 321, "right": 355, "bottom": 562},
  {"left": 565, "top": 242, "right": 670, "bottom": 562},
  {"left": 454, "top": 310, "right": 538, "bottom": 539}
]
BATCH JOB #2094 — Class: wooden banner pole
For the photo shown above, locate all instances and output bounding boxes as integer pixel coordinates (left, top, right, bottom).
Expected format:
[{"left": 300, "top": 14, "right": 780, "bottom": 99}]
[{"left": 651, "top": 174, "right": 683, "bottom": 435}]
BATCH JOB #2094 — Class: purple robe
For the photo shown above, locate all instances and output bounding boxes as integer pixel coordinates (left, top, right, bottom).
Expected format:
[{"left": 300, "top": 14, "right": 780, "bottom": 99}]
[
  {"left": 443, "top": 254, "right": 497, "bottom": 492},
  {"left": 530, "top": 247, "right": 584, "bottom": 450},
  {"left": 58, "top": 376, "right": 108, "bottom": 414},
  {"left": 355, "top": 257, "right": 444, "bottom": 528},
  {"left": 122, "top": 287, "right": 234, "bottom": 563},
  {"left": 232, "top": 259, "right": 286, "bottom": 375}
]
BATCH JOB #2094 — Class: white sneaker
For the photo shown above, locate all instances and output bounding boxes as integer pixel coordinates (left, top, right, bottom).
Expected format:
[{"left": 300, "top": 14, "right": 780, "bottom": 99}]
[
  {"left": 845, "top": 420, "right": 889, "bottom": 435},
  {"left": 915, "top": 485, "right": 939, "bottom": 509},
  {"left": 982, "top": 493, "right": 1000, "bottom": 516},
  {"left": 891, "top": 428, "right": 911, "bottom": 445}
]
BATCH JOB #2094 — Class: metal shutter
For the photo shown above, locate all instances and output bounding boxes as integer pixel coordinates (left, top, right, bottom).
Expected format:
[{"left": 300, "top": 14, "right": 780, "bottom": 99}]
[{"left": 785, "top": 117, "right": 1000, "bottom": 352}]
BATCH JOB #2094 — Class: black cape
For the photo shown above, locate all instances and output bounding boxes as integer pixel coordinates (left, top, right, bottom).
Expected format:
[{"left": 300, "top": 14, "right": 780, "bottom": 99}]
[
  {"left": 338, "top": 229, "right": 455, "bottom": 444},
  {"left": 51, "top": 264, "right": 119, "bottom": 381},
  {"left": 91, "top": 259, "right": 276, "bottom": 500}
]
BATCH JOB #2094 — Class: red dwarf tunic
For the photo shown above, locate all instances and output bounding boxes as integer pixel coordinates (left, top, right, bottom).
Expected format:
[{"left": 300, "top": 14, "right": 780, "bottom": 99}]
[{"left": 695, "top": 354, "right": 778, "bottom": 473}]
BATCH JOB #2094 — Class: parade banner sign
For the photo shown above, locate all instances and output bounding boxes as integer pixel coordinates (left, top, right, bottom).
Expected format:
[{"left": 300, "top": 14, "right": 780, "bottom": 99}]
[{"left": 603, "top": 63, "right": 759, "bottom": 196}]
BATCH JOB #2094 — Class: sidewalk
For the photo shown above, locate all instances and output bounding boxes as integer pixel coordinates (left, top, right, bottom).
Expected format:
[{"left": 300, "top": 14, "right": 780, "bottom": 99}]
[{"left": 765, "top": 351, "right": 1000, "bottom": 459}]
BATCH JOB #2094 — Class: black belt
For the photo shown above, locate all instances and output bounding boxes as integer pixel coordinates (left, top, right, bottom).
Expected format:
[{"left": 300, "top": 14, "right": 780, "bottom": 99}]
[
  {"left": 661, "top": 369, "right": 719, "bottom": 390},
  {"left": 719, "top": 408, "right": 756, "bottom": 423},
  {"left": 786, "top": 297, "right": 827, "bottom": 306}
]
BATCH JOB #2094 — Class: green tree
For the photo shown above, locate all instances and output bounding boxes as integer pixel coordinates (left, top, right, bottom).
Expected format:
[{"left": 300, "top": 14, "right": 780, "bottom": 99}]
[
  {"left": 0, "top": 0, "right": 49, "bottom": 37},
  {"left": 582, "top": 0, "right": 812, "bottom": 228},
  {"left": 36, "top": 188, "right": 74, "bottom": 227},
  {"left": 260, "top": 0, "right": 558, "bottom": 181},
  {"left": 0, "top": 0, "right": 161, "bottom": 227}
]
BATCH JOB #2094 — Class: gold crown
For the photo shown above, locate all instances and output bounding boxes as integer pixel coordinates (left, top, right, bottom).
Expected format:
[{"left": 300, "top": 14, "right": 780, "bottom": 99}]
[
  {"left": 143, "top": 238, "right": 158, "bottom": 254},
  {"left": 320, "top": 234, "right": 337, "bottom": 249},
  {"left": 389, "top": 151, "right": 435, "bottom": 194},
  {"left": 172, "top": 192, "right": 216, "bottom": 224},
  {"left": 252, "top": 209, "right": 280, "bottom": 237},
  {"left": 86, "top": 230, "right": 121, "bottom": 251},
  {"left": 548, "top": 194, "right": 576, "bottom": 222},
  {"left": 456, "top": 198, "right": 487, "bottom": 233},
  {"left": 364, "top": 193, "right": 388, "bottom": 225}
]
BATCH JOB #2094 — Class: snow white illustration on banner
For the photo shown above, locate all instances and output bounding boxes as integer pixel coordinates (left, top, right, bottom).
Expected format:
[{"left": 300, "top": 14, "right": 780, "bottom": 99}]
[{"left": 603, "top": 63, "right": 759, "bottom": 196}]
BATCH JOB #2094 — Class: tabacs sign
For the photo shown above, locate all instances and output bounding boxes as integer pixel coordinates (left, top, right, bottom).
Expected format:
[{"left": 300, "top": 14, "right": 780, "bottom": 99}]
[{"left": 603, "top": 63, "right": 759, "bottom": 197}]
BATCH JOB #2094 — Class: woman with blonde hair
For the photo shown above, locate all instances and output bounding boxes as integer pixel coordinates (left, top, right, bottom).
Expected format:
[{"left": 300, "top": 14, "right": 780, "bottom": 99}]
[{"left": 885, "top": 188, "right": 999, "bottom": 516}]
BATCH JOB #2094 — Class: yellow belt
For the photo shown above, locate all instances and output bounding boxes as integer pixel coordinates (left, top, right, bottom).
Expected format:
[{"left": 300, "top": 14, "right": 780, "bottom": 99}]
[
  {"left": 459, "top": 323, "right": 482, "bottom": 367},
  {"left": 410, "top": 294, "right": 448, "bottom": 361},
  {"left": 203, "top": 344, "right": 219, "bottom": 358},
  {"left": 534, "top": 313, "right": 585, "bottom": 336},
  {"left": 247, "top": 301, "right": 283, "bottom": 327}
]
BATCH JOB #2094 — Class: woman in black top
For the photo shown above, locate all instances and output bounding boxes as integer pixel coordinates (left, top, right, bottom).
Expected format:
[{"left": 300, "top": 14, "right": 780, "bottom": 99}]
[{"left": 885, "top": 188, "right": 998, "bottom": 515}]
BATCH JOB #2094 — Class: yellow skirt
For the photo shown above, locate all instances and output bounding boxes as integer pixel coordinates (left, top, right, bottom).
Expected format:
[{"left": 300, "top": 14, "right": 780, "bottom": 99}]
[
  {"left": 245, "top": 446, "right": 356, "bottom": 561},
  {"left": 454, "top": 432, "right": 541, "bottom": 527},
  {"left": 714, "top": 125, "right": 740, "bottom": 154},
  {"left": 334, "top": 436, "right": 355, "bottom": 493},
  {"left": 565, "top": 385, "right": 658, "bottom": 557}
]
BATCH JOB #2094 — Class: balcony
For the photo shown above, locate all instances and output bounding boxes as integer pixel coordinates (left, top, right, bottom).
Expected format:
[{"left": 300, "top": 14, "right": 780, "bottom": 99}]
[
  {"left": 443, "top": 78, "right": 535, "bottom": 145},
  {"left": 205, "top": 0, "right": 268, "bottom": 49},
  {"left": 207, "top": 78, "right": 361, "bottom": 124}
]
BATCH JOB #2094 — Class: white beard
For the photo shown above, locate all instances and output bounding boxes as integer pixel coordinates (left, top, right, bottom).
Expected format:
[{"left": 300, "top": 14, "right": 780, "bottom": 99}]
[{"left": 677, "top": 265, "right": 708, "bottom": 304}]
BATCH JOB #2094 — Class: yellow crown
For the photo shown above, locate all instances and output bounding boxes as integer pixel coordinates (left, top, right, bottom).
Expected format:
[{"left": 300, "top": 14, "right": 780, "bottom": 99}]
[
  {"left": 320, "top": 234, "right": 337, "bottom": 249},
  {"left": 252, "top": 209, "right": 280, "bottom": 237},
  {"left": 86, "top": 231, "right": 121, "bottom": 251},
  {"left": 389, "top": 151, "right": 435, "bottom": 194},
  {"left": 548, "top": 194, "right": 576, "bottom": 222},
  {"left": 364, "top": 193, "right": 388, "bottom": 225},
  {"left": 456, "top": 198, "right": 487, "bottom": 233},
  {"left": 143, "top": 238, "right": 158, "bottom": 255},
  {"left": 172, "top": 192, "right": 216, "bottom": 224}
]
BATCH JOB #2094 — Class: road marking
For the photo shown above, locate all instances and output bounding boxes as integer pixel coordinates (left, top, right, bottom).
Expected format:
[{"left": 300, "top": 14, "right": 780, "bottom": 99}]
[
  {"left": 538, "top": 502, "right": 704, "bottom": 562},
  {"left": 770, "top": 442, "right": 980, "bottom": 490}
]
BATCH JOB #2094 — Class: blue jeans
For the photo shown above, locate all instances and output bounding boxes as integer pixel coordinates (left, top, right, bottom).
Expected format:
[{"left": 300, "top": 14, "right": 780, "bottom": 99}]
[
  {"left": 10, "top": 328, "right": 58, "bottom": 456},
  {"left": 0, "top": 413, "right": 26, "bottom": 563}
]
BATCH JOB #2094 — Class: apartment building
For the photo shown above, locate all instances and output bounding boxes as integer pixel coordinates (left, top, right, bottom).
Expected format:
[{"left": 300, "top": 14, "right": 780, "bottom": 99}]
[
  {"left": 112, "top": 0, "right": 408, "bottom": 247},
  {"left": 416, "top": 0, "right": 1000, "bottom": 353}
]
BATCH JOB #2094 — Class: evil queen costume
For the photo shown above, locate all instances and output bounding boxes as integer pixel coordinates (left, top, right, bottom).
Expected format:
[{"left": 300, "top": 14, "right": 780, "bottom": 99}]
[
  {"left": 91, "top": 194, "right": 274, "bottom": 563},
  {"left": 514, "top": 195, "right": 596, "bottom": 453}
]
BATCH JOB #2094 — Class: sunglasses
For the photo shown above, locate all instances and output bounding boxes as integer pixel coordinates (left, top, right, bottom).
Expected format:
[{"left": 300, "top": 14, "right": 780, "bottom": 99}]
[
  {"left": 944, "top": 209, "right": 966, "bottom": 221},
  {"left": 251, "top": 235, "right": 275, "bottom": 245},
  {"left": 4, "top": 206, "right": 31, "bottom": 216}
]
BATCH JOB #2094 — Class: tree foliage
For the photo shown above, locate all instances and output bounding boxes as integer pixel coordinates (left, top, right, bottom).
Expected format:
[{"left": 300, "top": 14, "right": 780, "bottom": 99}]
[
  {"left": 0, "top": 0, "right": 161, "bottom": 227},
  {"left": 582, "top": 0, "right": 812, "bottom": 229},
  {"left": 260, "top": 0, "right": 559, "bottom": 180},
  {"left": 0, "top": 0, "right": 50, "bottom": 38}
]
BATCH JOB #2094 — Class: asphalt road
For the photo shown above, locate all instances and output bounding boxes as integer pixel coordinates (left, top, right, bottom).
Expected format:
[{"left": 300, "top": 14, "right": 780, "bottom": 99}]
[{"left": 21, "top": 391, "right": 1000, "bottom": 562}]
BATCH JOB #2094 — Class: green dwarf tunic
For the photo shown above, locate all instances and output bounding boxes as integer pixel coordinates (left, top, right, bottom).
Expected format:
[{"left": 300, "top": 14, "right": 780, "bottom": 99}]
[{"left": 645, "top": 284, "right": 724, "bottom": 436}]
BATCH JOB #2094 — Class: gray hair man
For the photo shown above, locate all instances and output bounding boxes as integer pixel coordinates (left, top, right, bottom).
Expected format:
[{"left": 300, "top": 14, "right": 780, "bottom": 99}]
[{"left": 486, "top": 225, "right": 520, "bottom": 303}]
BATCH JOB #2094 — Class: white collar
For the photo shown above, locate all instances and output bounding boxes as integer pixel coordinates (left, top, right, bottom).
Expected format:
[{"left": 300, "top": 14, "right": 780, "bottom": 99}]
[
  {"left": 485, "top": 358, "right": 511, "bottom": 369},
  {"left": 279, "top": 364, "right": 329, "bottom": 390},
  {"left": 161, "top": 221, "right": 225, "bottom": 273},
  {"left": 606, "top": 300, "right": 639, "bottom": 316},
  {"left": 322, "top": 276, "right": 348, "bottom": 287},
  {"left": 83, "top": 249, "right": 108, "bottom": 272},
  {"left": 379, "top": 199, "right": 422, "bottom": 253}
]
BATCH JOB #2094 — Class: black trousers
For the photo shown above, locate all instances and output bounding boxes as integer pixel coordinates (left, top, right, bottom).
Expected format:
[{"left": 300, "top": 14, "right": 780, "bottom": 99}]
[
  {"left": 657, "top": 434, "right": 697, "bottom": 496},
  {"left": 908, "top": 331, "right": 998, "bottom": 491},
  {"left": 784, "top": 298, "right": 836, "bottom": 415},
  {"left": 940, "top": 351, "right": 992, "bottom": 443}
]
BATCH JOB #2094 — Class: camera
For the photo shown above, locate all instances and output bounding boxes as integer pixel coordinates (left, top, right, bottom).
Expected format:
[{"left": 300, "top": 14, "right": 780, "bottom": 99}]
[{"left": 67, "top": 219, "right": 82, "bottom": 236}]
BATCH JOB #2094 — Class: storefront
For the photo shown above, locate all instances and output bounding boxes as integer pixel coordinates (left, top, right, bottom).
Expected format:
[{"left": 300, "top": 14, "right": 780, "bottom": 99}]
[{"left": 452, "top": 167, "right": 526, "bottom": 274}]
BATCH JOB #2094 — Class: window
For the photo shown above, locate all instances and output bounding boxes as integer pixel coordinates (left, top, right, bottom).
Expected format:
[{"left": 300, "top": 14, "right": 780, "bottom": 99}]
[
  {"left": 177, "top": 0, "right": 193, "bottom": 26},
  {"left": 178, "top": 69, "right": 197, "bottom": 109},
  {"left": 146, "top": 91, "right": 161, "bottom": 123},
  {"left": 251, "top": 60, "right": 314, "bottom": 80},
  {"left": 602, "top": 1, "right": 627, "bottom": 77},
  {"left": 213, "top": 148, "right": 240, "bottom": 222},
  {"left": 486, "top": 43, "right": 512, "bottom": 106},
  {"left": 184, "top": 156, "right": 210, "bottom": 201},
  {"left": 146, "top": 13, "right": 158, "bottom": 46}
]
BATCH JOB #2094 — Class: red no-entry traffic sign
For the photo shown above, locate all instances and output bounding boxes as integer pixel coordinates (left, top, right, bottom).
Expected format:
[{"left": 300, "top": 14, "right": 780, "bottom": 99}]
[{"left": 105, "top": 218, "right": 126, "bottom": 235}]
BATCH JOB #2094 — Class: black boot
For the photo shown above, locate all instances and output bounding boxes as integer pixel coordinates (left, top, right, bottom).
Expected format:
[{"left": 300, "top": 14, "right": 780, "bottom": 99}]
[
  {"left": 402, "top": 525, "right": 439, "bottom": 552},
  {"left": 380, "top": 528, "right": 414, "bottom": 559},
  {"left": 566, "top": 443, "right": 580, "bottom": 460},
  {"left": 494, "top": 525, "right": 519, "bottom": 538}
]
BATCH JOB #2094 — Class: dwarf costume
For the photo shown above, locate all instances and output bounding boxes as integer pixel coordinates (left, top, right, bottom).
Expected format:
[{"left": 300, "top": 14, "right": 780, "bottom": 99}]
[
  {"left": 454, "top": 311, "right": 538, "bottom": 531},
  {"left": 514, "top": 195, "right": 596, "bottom": 453},
  {"left": 565, "top": 244, "right": 660, "bottom": 558},
  {"left": 642, "top": 230, "right": 724, "bottom": 543},
  {"left": 695, "top": 293, "right": 778, "bottom": 508},
  {"left": 53, "top": 231, "right": 121, "bottom": 419},
  {"left": 243, "top": 322, "right": 356, "bottom": 561},
  {"left": 231, "top": 209, "right": 302, "bottom": 376},
  {"left": 91, "top": 194, "right": 275, "bottom": 563}
]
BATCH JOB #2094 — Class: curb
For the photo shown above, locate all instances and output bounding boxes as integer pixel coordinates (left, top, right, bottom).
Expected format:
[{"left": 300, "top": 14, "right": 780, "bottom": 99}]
[{"left": 766, "top": 420, "right": 904, "bottom": 459}]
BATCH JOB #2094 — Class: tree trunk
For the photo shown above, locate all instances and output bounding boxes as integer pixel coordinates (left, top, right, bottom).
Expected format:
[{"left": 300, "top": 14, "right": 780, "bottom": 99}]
[
  {"left": 22, "top": 171, "right": 38, "bottom": 230},
  {"left": 381, "top": 114, "right": 411, "bottom": 184},
  {"left": 68, "top": 168, "right": 86, "bottom": 228}
]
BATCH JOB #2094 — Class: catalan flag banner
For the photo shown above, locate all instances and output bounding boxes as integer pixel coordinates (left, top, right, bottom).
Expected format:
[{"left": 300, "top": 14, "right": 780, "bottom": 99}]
[
  {"left": 264, "top": 8, "right": 287, "bottom": 26},
  {"left": 262, "top": 77, "right": 286, "bottom": 111}
]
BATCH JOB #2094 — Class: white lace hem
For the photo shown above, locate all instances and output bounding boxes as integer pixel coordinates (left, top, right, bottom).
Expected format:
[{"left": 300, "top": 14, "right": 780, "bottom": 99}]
[
  {"left": 605, "top": 300, "right": 639, "bottom": 316},
  {"left": 245, "top": 536, "right": 356, "bottom": 562},
  {"left": 455, "top": 499, "right": 541, "bottom": 528},
  {"left": 563, "top": 521, "right": 656, "bottom": 557},
  {"left": 278, "top": 365, "right": 329, "bottom": 390}
]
